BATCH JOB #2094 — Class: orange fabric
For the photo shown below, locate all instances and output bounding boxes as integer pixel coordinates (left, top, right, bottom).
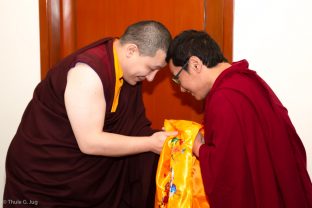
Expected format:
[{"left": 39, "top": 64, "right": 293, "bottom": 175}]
[
  {"left": 155, "top": 120, "right": 209, "bottom": 208},
  {"left": 111, "top": 42, "right": 123, "bottom": 112}
]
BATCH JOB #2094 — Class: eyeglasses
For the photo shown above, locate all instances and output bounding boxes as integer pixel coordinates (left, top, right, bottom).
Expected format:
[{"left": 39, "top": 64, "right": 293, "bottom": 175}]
[{"left": 172, "top": 60, "right": 189, "bottom": 85}]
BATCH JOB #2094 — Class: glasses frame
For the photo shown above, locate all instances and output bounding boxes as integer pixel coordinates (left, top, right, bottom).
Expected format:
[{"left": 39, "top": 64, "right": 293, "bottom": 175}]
[{"left": 172, "top": 59, "right": 189, "bottom": 84}]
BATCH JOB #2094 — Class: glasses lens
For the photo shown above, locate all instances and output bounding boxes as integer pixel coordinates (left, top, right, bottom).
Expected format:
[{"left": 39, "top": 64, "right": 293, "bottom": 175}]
[
  {"left": 172, "top": 59, "right": 188, "bottom": 85},
  {"left": 172, "top": 77, "right": 180, "bottom": 84}
]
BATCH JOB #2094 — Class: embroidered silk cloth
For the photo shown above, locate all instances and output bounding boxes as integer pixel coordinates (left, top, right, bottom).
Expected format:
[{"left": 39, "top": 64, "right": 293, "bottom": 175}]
[{"left": 155, "top": 119, "right": 209, "bottom": 208}]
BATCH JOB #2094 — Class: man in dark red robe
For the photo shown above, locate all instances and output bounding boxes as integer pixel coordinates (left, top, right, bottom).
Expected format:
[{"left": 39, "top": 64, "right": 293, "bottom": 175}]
[
  {"left": 3, "top": 21, "right": 176, "bottom": 207},
  {"left": 167, "top": 30, "right": 312, "bottom": 207}
]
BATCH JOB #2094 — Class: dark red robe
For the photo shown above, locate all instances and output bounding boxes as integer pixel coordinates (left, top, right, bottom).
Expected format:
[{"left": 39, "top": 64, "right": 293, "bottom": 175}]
[
  {"left": 4, "top": 38, "right": 158, "bottom": 208},
  {"left": 199, "top": 60, "right": 312, "bottom": 207}
]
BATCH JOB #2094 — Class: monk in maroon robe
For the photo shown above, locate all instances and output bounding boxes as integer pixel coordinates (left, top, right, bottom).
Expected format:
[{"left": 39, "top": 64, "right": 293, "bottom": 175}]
[
  {"left": 167, "top": 30, "right": 312, "bottom": 208},
  {"left": 3, "top": 21, "right": 175, "bottom": 207}
]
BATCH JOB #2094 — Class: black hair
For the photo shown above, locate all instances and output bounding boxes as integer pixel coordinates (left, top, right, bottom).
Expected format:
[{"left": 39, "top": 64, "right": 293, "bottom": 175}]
[{"left": 166, "top": 30, "right": 227, "bottom": 67}]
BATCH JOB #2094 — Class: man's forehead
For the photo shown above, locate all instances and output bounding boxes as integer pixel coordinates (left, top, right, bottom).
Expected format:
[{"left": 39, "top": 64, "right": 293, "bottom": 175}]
[
  {"left": 168, "top": 59, "right": 177, "bottom": 68},
  {"left": 168, "top": 60, "right": 178, "bottom": 73},
  {"left": 152, "top": 49, "right": 167, "bottom": 67}
]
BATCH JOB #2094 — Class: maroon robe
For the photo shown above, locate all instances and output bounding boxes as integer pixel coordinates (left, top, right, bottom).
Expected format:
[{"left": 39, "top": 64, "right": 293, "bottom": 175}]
[
  {"left": 199, "top": 60, "right": 312, "bottom": 207},
  {"left": 4, "top": 38, "right": 158, "bottom": 208}
]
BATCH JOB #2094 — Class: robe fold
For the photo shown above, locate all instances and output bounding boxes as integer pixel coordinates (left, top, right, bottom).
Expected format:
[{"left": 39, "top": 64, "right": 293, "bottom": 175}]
[
  {"left": 4, "top": 38, "right": 158, "bottom": 208},
  {"left": 199, "top": 59, "right": 312, "bottom": 207}
]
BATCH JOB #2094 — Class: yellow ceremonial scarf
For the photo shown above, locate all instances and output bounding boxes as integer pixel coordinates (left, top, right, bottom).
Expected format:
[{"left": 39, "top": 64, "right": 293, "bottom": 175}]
[
  {"left": 155, "top": 120, "right": 210, "bottom": 208},
  {"left": 111, "top": 43, "right": 124, "bottom": 112}
]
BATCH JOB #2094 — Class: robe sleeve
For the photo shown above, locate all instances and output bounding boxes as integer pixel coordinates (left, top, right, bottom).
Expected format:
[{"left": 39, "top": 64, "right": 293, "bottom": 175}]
[{"left": 198, "top": 91, "right": 245, "bottom": 199}]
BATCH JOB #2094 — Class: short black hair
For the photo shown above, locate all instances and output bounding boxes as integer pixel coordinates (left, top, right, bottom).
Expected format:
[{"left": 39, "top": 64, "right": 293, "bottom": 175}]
[
  {"left": 120, "top": 20, "right": 172, "bottom": 58},
  {"left": 166, "top": 30, "right": 227, "bottom": 67}
]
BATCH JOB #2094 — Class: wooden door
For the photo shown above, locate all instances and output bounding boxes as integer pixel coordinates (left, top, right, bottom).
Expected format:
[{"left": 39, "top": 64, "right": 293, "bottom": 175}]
[{"left": 39, "top": 0, "right": 233, "bottom": 128}]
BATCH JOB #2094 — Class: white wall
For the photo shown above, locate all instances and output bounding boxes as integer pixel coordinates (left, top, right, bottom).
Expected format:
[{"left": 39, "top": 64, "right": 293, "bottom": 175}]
[
  {"left": 234, "top": 0, "right": 312, "bottom": 176},
  {"left": 0, "top": 0, "right": 40, "bottom": 199}
]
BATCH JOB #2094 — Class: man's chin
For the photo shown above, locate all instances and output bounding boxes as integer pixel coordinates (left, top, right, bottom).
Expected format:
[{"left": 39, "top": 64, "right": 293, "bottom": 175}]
[
  {"left": 124, "top": 79, "right": 139, "bottom": 86},
  {"left": 131, "top": 77, "right": 145, "bottom": 85},
  {"left": 192, "top": 94, "right": 204, "bottom": 101}
]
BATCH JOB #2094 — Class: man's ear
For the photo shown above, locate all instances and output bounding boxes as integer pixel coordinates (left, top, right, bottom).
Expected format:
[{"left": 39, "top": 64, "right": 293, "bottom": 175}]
[
  {"left": 189, "top": 56, "right": 203, "bottom": 73},
  {"left": 125, "top": 44, "right": 138, "bottom": 57}
]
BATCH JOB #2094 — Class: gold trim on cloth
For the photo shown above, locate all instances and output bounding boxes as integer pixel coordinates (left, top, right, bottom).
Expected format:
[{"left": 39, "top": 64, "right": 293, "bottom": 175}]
[
  {"left": 155, "top": 120, "right": 209, "bottom": 208},
  {"left": 111, "top": 44, "right": 124, "bottom": 112}
]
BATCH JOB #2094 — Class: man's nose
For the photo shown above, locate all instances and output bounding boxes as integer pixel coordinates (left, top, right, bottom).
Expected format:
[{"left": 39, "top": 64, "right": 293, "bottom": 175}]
[
  {"left": 180, "top": 86, "right": 187, "bottom": 92},
  {"left": 146, "top": 70, "right": 158, "bottom": 82}
]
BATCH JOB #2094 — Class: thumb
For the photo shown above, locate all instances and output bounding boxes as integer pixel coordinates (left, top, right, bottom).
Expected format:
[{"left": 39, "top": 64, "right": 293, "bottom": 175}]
[{"left": 164, "top": 131, "right": 178, "bottom": 137}]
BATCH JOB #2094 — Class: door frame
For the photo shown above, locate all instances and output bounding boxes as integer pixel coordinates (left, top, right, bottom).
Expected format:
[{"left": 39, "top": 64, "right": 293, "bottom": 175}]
[{"left": 39, "top": 0, "right": 233, "bottom": 78}]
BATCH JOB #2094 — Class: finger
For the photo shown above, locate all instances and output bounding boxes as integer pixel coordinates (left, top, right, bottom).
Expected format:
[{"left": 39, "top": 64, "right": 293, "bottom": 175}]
[{"left": 164, "top": 131, "right": 178, "bottom": 136}]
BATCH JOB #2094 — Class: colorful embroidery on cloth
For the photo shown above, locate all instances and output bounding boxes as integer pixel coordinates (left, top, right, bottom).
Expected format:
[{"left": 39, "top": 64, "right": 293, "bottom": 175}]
[{"left": 155, "top": 120, "right": 209, "bottom": 208}]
